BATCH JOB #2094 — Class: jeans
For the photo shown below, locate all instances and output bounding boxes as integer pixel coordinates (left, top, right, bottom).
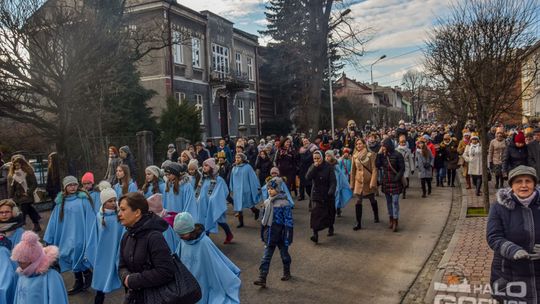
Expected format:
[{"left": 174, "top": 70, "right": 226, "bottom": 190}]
[
  {"left": 437, "top": 167, "right": 447, "bottom": 184},
  {"left": 472, "top": 175, "right": 482, "bottom": 195},
  {"left": 259, "top": 244, "right": 291, "bottom": 275},
  {"left": 384, "top": 193, "right": 400, "bottom": 219},
  {"left": 447, "top": 169, "right": 457, "bottom": 186}
]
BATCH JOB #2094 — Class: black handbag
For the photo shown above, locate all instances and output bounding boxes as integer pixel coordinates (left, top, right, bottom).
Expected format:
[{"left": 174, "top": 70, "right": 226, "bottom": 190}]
[{"left": 143, "top": 253, "right": 202, "bottom": 304}]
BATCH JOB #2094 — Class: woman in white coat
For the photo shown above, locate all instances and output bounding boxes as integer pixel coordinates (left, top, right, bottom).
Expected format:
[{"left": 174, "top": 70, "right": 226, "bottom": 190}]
[
  {"left": 396, "top": 136, "right": 414, "bottom": 199},
  {"left": 463, "top": 135, "right": 482, "bottom": 196}
]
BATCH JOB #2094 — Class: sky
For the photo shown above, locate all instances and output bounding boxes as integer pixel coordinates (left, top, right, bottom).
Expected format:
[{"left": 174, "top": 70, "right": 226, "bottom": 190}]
[{"left": 178, "top": 0, "right": 539, "bottom": 88}]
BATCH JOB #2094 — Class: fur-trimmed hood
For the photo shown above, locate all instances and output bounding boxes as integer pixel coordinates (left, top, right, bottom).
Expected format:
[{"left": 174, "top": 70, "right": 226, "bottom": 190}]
[{"left": 496, "top": 187, "right": 540, "bottom": 210}]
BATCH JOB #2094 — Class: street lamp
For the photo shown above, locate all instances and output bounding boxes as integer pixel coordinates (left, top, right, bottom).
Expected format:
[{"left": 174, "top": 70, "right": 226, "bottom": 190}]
[
  {"left": 370, "top": 54, "right": 386, "bottom": 127},
  {"left": 328, "top": 9, "right": 352, "bottom": 140}
]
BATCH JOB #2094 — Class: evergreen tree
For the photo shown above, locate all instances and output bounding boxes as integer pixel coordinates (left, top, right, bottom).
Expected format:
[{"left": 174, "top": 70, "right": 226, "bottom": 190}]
[{"left": 159, "top": 96, "right": 202, "bottom": 145}]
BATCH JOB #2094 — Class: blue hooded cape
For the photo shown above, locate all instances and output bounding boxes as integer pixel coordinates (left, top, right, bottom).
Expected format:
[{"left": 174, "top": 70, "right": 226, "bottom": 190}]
[
  {"left": 196, "top": 176, "right": 229, "bottom": 234},
  {"left": 143, "top": 181, "right": 166, "bottom": 199},
  {"left": 44, "top": 192, "right": 94, "bottom": 272},
  {"left": 163, "top": 225, "right": 180, "bottom": 252},
  {"left": 175, "top": 231, "right": 241, "bottom": 304},
  {"left": 163, "top": 177, "right": 199, "bottom": 221},
  {"left": 86, "top": 209, "right": 124, "bottom": 293},
  {"left": 8, "top": 228, "right": 24, "bottom": 248},
  {"left": 13, "top": 269, "right": 68, "bottom": 304},
  {"left": 88, "top": 190, "right": 101, "bottom": 214},
  {"left": 0, "top": 246, "right": 16, "bottom": 304},
  {"left": 261, "top": 183, "right": 295, "bottom": 208},
  {"left": 114, "top": 180, "right": 138, "bottom": 198},
  {"left": 334, "top": 166, "right": 353, "bottom": 209},
  {"left": 229, "top": 163, "right": 260, "bottom": 212}
]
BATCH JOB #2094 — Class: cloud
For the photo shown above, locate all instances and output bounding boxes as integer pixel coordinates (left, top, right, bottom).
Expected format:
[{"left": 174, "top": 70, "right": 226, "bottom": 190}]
[{"left": 177, "top": 0, "right": 266, "bottom": 18}]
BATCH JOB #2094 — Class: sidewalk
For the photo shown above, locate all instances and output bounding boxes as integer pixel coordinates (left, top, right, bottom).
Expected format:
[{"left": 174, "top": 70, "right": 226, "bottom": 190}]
[{"left": 425, "top": 173, "right": 495, "bottom": 303}]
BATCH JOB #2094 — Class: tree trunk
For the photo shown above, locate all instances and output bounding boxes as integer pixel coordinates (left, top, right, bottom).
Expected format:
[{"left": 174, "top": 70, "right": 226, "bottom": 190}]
[{"left": 478, "top": 119, "right": 491, "bottom": 212}]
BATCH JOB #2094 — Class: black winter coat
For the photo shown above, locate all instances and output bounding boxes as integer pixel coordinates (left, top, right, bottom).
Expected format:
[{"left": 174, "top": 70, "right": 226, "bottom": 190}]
[
  {"left": 255, "top": 156, "right": 272, "bottom": 186},
  {"left": 434, "top": 148, "right": 447, "bottom": 169},
  {"left": 503, "top": 142, "right": 528, "bottom": 174},
  {"left": 306, "top": 161, "right": 336, "bottom": 231},
  {"left": 118, "top": 213, "right": 175, "bottom": 304},
  {"left": 487, "top": 188, "right": 540, "bottom": 303},
  {"left": 298, "top": 149, "right": 315, "bottom": 186}
]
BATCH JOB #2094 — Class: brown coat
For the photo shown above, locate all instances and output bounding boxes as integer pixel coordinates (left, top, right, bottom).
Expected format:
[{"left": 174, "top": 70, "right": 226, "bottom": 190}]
[{"left": 350, "top": 150, "right": 378, "bottom": 196}]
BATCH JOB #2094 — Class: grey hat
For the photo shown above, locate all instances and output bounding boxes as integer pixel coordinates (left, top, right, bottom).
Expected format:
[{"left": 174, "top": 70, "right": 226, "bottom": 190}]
[
  {"left": 62, "top": 176, "right": 79, "bottom": 189},
  {"left": 236, "top": 152, "right": 247, "bottom": 162},
  {"left": 508, "top": 165, "right": 538, "bottom": 185}
]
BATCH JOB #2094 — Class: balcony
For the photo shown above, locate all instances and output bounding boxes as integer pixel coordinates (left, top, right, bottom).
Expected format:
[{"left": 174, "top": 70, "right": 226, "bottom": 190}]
[{"left": 209, "top": 70, "right": 249, "bottom": 93}]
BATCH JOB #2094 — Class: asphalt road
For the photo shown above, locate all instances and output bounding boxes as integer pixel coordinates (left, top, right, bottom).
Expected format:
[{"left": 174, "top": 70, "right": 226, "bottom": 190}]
[{"left": 34, "top": 176, "right": 452, "bottom": 304}]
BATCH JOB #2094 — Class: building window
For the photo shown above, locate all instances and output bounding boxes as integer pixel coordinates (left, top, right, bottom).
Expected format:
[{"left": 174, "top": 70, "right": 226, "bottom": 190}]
[
  {"left": 247, "top": 57, "right": 254, "bottom": 81},
  {"left": 249, "top": 100, "right": 256, "bottom": 125},
  {"left": 195, "top": 94, "right": 204, "bottom": 125},
  {"left": 175, "top": 92, "right": 186, "bottom": 104},
  {"left": 192, "top": 38, "right": 201, "bottom": 68},
  {"left": 212, "top": 43, "right": 229, "bottom": 79},
  {"left": 237, "top": 99, "right": 245, "bottom": 125},
  {"left": 235, "top": 53, "right": 242, "bottom": 76},
  {"left": 173, "top": 30, "right": 183, "bottom": 64}
]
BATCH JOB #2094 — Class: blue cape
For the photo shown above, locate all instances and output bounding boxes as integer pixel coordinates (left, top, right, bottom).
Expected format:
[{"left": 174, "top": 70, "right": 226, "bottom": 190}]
[
  {"left": 163, "top": 181, "right": 199, "bottom": 221},
  {"left": 176, "top": 233, "right": 241, "bottom": 304},
  {"left": 86, "top": 210, "right": 124, "bottom": 293},
  {"left": 143, "top": 182, "right": 166, "bottom": 199},
  {"left": 89, "top": 190, "right": 101, "bottom": 214},
  {"left": 163, "top": 225, "right": 180, "bottom": 253},
  {"left": 197, "top": 176, "right": 229, "bottom": 234},
  {"left": 44, "top": 193, "right": 94, "bottom": 272},
  {"left": 8, "top": 227, "right": 24, "bottom": 248},
  {"left": 0, "top": 247, "right": 16, "bottom": 304},
  {"left": 114, "top": 180, "right": 138, "bottom": 198},
  {"left": 13, "top": 269, "right": 68, "bottom": 304},
  {"left": 261, "top": 183, "right": 295, "bottom": 208},
  {"left": 335, "top": 166, "right": 353, "bottom": 208},
  {"left": 229, "top": 164, "right": 260, "bottom": 212}
]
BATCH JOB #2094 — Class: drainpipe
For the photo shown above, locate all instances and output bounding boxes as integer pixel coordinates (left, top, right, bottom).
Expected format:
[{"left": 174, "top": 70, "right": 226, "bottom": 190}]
[
  {"left": 167, "top": 1, "right": 174, "bottom": 96},
  {"left": 255, "top": 46, "right": 261, "bottom": 136}
]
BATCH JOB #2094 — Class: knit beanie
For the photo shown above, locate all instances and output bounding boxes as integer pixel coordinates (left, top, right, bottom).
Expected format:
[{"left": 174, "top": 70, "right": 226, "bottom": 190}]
[
  {"left": 174, "top": 212, "right": 195, "bottom": 235},
  {"left": 147, "top": 193, "right": 166, "bottom": 217},
  {"left": 119, "top": 146, "right": 131, "bottom": 155},
  {"left": 270, "top": 167, "right": 280, "bottom": 175},
  {"left": 81, "top": 172, "right": 94, "bottom": 184},
  {"left": 267, "top": 176, "right": 284, "bottom": 192},
  {"left": 236, "top": 152, "right": 247, "bottom": 162},
  {"left": 98, "top": 180, "right": 112, "bottom": 191},
  {"left": 62, "top": 176, "right": 78, "bottom": 189},
  {"left": 203, "top": 158, "right": 218, "bottom": 176},
  {"left": 514, "top": 131, "right": 525, "bottom": 144},
  {"left": 188, "top": 159, "right": 199, "bottom": 171},
  {"left": 164, "top": 162, "right": 182, "bottom": 177},
  {"left": 11, "top": 231, "right": 59, "bottom": 276},
  {"left": 145, "top": 165, "right": 162, "bottom": 179},
  {"left": 100, "top": 188, "right": 117, "bottom": 205},
  {"left": 181, "top": 151, "right": 194, "bottom": 161}
]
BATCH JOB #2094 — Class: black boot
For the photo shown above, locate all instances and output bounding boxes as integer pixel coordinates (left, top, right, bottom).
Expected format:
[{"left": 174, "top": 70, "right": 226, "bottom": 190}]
[
  {"left": 32, "top": 223, "right": 42, "bottom": 232},
  {"left": 68, "top": 272, "right": 85, "bottom": 295},
  {"left": 371, "top": 200, "right": 379, "bottom": 223},
  {"left": 327, "top": 226, "right": 334, "bottom": 237},
  {"left": 253, "top": 273, "right": 267, "bottom": 288},
  {"left": 251, "top": 207, "right": 260, "bottom": 220},
  {"left": 310, "top": 230, "right": 318, "bottom": 244},
  {"left": 83, "top": 269, "right": 93, "bottom": 290},
  {"left": 353, "top": 204, "right": 362, "bottom": 231},
  {"left": 336, "top": 208, "right": 342, "bottom": 218},
  {"left": 281, "top": 267, "right": 291, "bottom": 281},
  {"left": 94, "top": 291, "right": 105, "bottom": 304},
  {"left": 236, "top": 213, "right": 244, "bottom": 228}
]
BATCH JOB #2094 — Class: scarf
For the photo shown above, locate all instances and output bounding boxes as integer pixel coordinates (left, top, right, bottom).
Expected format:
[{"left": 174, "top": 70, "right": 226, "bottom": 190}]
[
  {"left": 0, "top": 214, "right": 24, "bottom": 236},
  {"left": 514, "top": 191, "right": 538, "bottom": 208},
  {"left": 167, "top": 149, "right": 177, "bottom": 160},
  {"left": 12, "top": 169, "right": 28, "bottom": 192},
  {"left": 261, "top": 193, "right": 288, "bottom": 227},
  {"left": 469, "top": 143, "right": 481, "bottom": 158}
]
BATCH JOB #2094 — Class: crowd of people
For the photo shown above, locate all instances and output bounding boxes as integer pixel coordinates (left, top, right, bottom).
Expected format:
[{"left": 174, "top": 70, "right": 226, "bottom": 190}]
[{"left": 1, "top": 119, "right": 540, "bottom": 303}]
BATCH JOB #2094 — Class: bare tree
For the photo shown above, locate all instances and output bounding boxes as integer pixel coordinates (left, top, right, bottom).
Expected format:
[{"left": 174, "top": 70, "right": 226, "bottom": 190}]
[
  {"left": 424, "top": 0, "right": 539, "bottom": 210},
  {"left": 402, "top": 70, "right": 428, "bottom": 124}
]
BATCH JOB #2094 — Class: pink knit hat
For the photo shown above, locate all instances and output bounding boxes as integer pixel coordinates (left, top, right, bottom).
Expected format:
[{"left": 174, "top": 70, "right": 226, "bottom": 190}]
[
  {"left": 11, "top": 231, "right": 59, "bottom": 276},
  {"left": 147, "top": 193, "right": 167, "bottom": 218},
  {"left": 203, "top": 158, "right": 218, "bottom": 176},
  {"left": 81, "top": 172, "right": 94, "bottom": 184}
]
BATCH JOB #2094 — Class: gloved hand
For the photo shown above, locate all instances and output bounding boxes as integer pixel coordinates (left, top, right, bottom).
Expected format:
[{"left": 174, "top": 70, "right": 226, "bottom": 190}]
[
  {"left": 529, "top": 244, "right": 540, "bottom": 260},
  {"left": 514, "top": 249, "right": 530, "bottom": 260}
]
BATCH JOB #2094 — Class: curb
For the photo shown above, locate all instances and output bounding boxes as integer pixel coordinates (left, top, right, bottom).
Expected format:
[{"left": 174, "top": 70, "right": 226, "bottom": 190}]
[{"left": 423, "top": 171, "right": 469, "bottom": 303}]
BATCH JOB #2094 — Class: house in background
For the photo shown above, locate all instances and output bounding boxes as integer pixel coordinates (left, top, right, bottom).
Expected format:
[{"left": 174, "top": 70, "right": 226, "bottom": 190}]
[
  {"left": 127, "top": 0, "right": 260, "bottom": 139},
  {"left": 521, "top": 40, "right": 540, "bottom": 124}
]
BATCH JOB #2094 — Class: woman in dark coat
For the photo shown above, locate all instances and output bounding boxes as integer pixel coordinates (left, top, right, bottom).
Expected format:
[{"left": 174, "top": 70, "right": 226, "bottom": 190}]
[
  {"left": 306, "top": 151, "right": 336, "bottom": 244},
  {"left": 487, "top": 165, "right": 540, "bottom": 303},
  {"left": 254, "top": 150, "right": 273, "bottom": 187},
  {"left": 502, "top": 132, "right": 528, "bottom": 177},
  {"left": 118, "top": 192, "right": 175, "bottom": 304},
  {"left": 274, "top": 138, "right": 298, "bottom": 196},
  {"left": 441, "top": 135, "right": 459, "bottom": 187},
  {"left": 298, "top": 138, "right": 317, "bottom": 201},
  {"left": 9, "top": 156, "right": 41, "bottom": 232},
  {"left": 376, "top": 138, "right": 405, "bottom": 232}
]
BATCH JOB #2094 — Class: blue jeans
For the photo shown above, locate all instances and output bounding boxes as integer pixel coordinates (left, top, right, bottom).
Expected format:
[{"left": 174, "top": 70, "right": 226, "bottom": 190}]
[
  {"left": 259, "top": 244, "right": 291, "bottom": 275},
  {"left": 437, "top": 167, "right": 447, "bottom": 183},
  {"left": 385, "top": 193, "right": 400, "bottom": 219}
]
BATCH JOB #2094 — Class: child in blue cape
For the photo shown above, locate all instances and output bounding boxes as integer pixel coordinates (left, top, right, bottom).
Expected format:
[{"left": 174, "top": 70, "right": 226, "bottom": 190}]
[
  {"left": 11, "top": 231, "right": 68, "bottom": 304},
  {"left": 81, "top": 172, "right": 101, "bottom": 214},
  {"left": 254, "top": 177, "right": 294, "bottom": 288},
  {"left": 114, "top": 165, "right": 137, "bottom": 198},
  {"left": 43, "top": 176, "right": 95, "bottom": 296},
  {"left": 174, "top": 212, "right": 241, "bottom": 304},
  {"left": 0, "top": 199, "right": 25, "bottom": 250},
  {"left": 147, "top": 193, "right": 180, "bottom": 252},
  {"left": 229, "top": 152, "right": 260, "bottom": 228},
  {"left": 163, "top": 163, "right": 199, "bottom": 220},
  {"left": 0, "top": 243, "right": 16, "bottom": 304},
  {"left": 325, "top": 150, "right": 353, "bottom": 217},
  {"left": 86, "top": 187, "right": 124, "bottom": 304},
  {"left": 141, "top": 165, "right": 166, "bottom": 199},
  {"left": 195, "top": 158, "right": 233, "bottom": 244},
  {"left": 260, "top": 167, "right": 295, "bottom": 208}
]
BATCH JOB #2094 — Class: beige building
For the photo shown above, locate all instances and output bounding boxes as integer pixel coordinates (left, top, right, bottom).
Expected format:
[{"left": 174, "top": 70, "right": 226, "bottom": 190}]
[{"left": 521, "top": 40, "right": 540, "bottom": 124}]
